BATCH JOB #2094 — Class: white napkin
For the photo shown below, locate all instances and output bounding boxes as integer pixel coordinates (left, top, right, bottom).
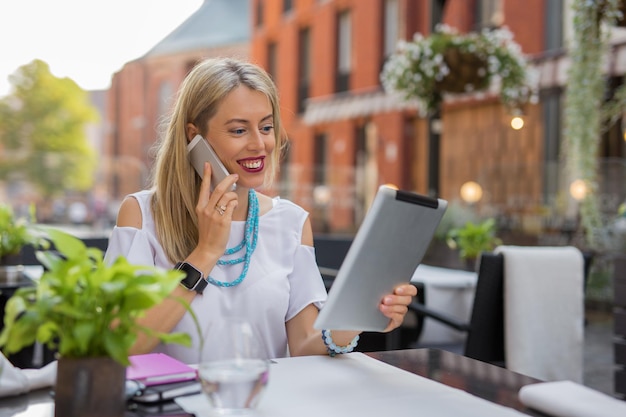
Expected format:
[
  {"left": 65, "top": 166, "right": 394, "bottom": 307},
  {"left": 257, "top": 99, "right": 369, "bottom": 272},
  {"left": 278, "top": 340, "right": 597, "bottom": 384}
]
[
  {"left": 0, "top": 352, "right": 57, "bottom": 398},
  {"left": 519, "top": 381, "right": 626, "bottom": 417}
]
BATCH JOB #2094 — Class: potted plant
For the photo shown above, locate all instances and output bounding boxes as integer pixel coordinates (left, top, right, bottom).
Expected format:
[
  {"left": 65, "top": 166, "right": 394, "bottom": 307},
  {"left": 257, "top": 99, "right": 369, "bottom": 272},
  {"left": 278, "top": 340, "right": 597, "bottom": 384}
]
[
  {"left": 446, "top": 218, "right": 502, "bottom": 271},
  {"left": 0, "top": 203, "right": 43, "bottom": 280},
  {"left": 381, "top": 24, "right": 535, "bottom": 115},
  {"left": 0, "top": 227, "right": 194, "bottom": 417}
]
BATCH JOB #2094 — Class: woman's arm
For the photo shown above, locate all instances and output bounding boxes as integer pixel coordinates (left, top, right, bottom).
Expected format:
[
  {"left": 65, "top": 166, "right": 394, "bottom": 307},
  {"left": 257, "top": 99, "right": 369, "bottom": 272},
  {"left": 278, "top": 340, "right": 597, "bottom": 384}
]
[
  {"left": 285, "top": 216, "right": 417, "bottom": 357},
  {"left": 115, "top": 197, "right": 197, "bottom": 354}
]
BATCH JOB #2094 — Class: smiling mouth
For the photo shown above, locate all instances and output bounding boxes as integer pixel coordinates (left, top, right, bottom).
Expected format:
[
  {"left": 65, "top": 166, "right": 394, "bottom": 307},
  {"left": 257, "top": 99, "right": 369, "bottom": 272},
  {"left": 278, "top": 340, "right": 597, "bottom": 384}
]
[{"left": 238, "top": 157, "right": 265, "bottom": 172}]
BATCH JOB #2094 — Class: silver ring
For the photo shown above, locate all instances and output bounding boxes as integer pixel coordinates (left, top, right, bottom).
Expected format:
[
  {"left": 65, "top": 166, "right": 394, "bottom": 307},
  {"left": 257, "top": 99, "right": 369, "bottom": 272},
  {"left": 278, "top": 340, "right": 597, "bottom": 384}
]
[{"left": 215, "top": 204, "right": 226, "bottom": 216}]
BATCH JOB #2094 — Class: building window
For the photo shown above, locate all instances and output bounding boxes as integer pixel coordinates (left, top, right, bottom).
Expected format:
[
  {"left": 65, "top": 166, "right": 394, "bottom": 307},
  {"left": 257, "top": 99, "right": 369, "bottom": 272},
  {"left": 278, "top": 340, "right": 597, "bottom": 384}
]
[
  {"left": 283, "top": 0, "right": 293, "bottom": 14},
  {"left": 313, "top": 133, "right": 327, "bottom": 185},
  {"left": 267, "top": 42, "right": 278, "bottom": 84},
  {"left": 298, "top": 27, "right": 311, "bottom": 114},
  {"left": 354, "top": 125, "right": 367, "bottom": 224},
  {"left": 336, "top": 10, "right": 352, "bottom": 93},
  {"left": 256, "top": 0, "right": 264, "bottom": 27},
  {"left": 430, "top": 0, "right": 446, "bottom": 31},
  {"left": 158, "top": 81, "right": 173, "bottom": 119},
  {"left": 475, "top": 0, "right": 504, "bottom": 30},
  {"left": 383, "top": 0, "right": 399, "bottom": 59}
]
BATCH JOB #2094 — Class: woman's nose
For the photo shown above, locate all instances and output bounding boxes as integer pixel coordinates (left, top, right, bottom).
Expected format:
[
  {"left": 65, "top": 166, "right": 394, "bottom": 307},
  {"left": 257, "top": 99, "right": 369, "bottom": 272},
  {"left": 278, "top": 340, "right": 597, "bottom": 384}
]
[{"left": 247, "top": 130, "right": 265, "bottom": 149}]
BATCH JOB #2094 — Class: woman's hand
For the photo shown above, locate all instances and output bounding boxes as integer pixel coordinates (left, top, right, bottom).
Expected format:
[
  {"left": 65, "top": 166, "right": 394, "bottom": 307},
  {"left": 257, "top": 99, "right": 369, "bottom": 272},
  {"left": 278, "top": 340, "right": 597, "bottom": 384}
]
[
  {"left": 194, "top": 162, "right": 239, "bottom": 261},
  {"left": 379, "top": 283, "right": 418, "bottom": 333}
]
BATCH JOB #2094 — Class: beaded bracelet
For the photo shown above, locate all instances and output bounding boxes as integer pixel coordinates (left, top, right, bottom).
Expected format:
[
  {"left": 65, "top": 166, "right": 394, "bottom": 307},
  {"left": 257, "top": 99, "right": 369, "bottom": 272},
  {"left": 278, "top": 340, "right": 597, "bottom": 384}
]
[{"left": 321, "top": 329, "right": 360, "bottom": 357}]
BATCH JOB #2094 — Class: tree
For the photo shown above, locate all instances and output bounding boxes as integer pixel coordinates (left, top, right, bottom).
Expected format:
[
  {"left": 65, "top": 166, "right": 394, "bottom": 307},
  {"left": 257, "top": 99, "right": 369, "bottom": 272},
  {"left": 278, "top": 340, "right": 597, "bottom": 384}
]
[{"left": 0, "top": 59, "right": 97, "bottom": 198}]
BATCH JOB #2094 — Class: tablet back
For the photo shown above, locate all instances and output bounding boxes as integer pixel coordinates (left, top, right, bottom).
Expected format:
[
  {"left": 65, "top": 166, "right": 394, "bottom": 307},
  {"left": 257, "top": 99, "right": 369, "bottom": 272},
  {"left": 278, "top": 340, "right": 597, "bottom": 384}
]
[{"left": 314, "top": 186, "right": 447, "bottom": 331}]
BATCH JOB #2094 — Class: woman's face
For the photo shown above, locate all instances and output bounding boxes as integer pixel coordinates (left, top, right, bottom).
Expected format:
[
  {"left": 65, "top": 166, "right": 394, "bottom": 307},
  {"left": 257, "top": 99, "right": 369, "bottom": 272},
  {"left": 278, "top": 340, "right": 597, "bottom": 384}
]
[{"left": 206, "top": 86, "right": 275, "bottom": 190}]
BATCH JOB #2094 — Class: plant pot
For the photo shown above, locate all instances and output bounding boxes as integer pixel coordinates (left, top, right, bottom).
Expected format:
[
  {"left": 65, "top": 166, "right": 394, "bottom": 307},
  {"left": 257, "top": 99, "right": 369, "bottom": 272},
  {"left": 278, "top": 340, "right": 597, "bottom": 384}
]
[
  {"left": 435, "top": 47, "right": 489, "bottom": 94},
  {"left": 55, "top": 356, "right": 126, "bottom": 417}
]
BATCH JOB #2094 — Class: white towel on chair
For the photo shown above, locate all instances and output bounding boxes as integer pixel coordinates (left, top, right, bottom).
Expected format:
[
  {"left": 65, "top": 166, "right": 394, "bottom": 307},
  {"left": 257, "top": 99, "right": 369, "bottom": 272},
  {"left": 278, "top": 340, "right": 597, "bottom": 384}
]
[{"left": 495, "top": 246, "right": 584, "bottom": 383}]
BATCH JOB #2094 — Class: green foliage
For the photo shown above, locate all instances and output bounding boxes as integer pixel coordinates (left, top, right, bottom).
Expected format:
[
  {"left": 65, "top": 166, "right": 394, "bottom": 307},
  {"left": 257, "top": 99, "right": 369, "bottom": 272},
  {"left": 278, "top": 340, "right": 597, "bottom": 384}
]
[
  {"left": 381, "top": 25, "right": 534, "bottom": 115},
  {"left": 0, "top": 228, "right": 192, "bottom": 365},
  {"left": 433, "top": 201, "right": 479, "bottom": 242},
  {"left": 0, "top": 59, "right": 98, "bottom": 197},
  {"left": 446, "top": 218, "right": 502, "bottom": 261},
  {"left": 0, "top": 203, "right": 46, "bottom": 259},
  {"left": 564, "top": 0, "right": 622, "bottom": 250}
]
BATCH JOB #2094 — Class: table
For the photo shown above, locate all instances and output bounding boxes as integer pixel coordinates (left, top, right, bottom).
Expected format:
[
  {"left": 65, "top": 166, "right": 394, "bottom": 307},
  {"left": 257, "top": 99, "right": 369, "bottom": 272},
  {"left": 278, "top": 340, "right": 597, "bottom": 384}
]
[
  {"left": 366, "top": 349, "right": 545, "bottom": 416},
  {"left": 0, "top": 348, "right": 545, "bottom": 417}
]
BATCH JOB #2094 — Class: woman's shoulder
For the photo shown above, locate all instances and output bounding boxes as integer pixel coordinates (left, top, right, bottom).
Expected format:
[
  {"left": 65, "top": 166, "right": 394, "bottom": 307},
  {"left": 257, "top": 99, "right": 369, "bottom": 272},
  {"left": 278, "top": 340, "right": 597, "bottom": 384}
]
[
  {"left": 120, "top": 189, "right": 155, "bottom": 229},
  {"left": 128, "top": 189, "right": 154, "bottom": 203},
  {"left": 270, "top": 195, "right": 308, "bottom": 216},
  {"left": 266, "top": 195, "right": 310, "bottom": 232}
]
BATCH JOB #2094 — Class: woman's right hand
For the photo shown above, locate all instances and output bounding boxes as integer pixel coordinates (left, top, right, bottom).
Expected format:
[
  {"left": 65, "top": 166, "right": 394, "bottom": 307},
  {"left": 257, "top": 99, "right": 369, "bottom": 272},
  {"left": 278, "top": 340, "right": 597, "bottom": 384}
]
[{"left": 191, "top": 162, "right": 239, "bottom": 270}]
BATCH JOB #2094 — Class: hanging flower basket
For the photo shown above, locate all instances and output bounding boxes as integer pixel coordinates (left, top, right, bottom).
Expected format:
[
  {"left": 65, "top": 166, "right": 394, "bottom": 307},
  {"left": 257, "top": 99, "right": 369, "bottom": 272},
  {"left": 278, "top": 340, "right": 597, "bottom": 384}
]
[
  {"left": 381, "top": 25, "right": 535, "bottom": 115},
  {"left": 436, "top": 46, "right": 490, "bottom": 93}
]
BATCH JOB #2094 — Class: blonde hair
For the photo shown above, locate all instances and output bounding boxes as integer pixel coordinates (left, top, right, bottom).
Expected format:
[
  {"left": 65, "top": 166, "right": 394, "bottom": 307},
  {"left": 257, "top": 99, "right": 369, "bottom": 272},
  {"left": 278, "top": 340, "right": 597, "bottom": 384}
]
[{"left": 151, "top": 57, "right": 285, "bottom": 263}]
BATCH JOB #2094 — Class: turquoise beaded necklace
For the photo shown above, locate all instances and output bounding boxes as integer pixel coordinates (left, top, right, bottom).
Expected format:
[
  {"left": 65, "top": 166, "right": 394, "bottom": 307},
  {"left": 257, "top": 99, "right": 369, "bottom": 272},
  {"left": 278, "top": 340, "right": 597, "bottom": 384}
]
[{"left": 207, "top": 189, "right": 259, "bottom": 287}]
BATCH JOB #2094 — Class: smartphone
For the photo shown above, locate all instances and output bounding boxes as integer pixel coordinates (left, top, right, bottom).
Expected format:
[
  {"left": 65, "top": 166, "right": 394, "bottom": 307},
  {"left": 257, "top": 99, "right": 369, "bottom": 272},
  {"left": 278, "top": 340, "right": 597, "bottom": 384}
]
[{"left": 187, "top": 134, "right": 236, "bottom": 191}]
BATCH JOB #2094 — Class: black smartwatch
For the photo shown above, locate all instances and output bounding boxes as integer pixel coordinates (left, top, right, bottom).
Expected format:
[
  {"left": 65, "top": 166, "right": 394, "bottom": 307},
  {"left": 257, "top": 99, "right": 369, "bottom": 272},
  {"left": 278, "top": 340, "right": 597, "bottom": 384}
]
[{"left": 175, "top": 262, "right": 208, "bottom": 294}]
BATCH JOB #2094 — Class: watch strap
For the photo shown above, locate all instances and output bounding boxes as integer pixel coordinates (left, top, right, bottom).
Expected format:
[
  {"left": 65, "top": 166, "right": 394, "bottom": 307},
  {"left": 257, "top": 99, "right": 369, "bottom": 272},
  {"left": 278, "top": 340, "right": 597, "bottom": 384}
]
[{"left": 175, "top": 261, "right": 208, "bottom": 294}]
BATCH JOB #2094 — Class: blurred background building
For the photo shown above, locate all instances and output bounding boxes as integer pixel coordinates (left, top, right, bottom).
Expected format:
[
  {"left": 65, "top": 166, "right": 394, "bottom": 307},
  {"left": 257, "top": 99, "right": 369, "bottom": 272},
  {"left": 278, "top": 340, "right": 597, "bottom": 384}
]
[{"left": 103, "top": 0, "right": 625, "bottom": 248}]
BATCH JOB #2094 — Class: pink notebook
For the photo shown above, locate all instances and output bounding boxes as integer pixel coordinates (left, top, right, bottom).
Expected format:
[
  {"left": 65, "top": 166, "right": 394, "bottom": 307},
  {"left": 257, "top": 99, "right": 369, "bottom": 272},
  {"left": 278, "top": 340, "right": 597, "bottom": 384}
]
[{"left": 126, "top": 353, "right": 198, "bottom": 386}]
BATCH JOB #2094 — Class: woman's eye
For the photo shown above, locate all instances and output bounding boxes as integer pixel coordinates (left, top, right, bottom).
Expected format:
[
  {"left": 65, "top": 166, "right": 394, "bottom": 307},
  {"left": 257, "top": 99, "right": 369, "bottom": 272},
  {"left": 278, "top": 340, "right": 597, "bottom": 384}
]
[
  {"left": 261, "top": 125, "right": 274, "bottom": 133},
  {"left": 232, "top": 128, "right": 246, "bottom": 135}
]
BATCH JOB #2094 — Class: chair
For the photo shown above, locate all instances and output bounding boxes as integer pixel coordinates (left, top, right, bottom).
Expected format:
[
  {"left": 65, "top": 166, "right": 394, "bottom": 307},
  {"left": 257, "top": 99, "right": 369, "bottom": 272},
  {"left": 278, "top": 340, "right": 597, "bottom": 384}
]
[
  {"left": 409, "top": 252, "right": 506, "bottom": 366},
  {"left": 409, "top": 248, "right": 593, "bottom": 377}
]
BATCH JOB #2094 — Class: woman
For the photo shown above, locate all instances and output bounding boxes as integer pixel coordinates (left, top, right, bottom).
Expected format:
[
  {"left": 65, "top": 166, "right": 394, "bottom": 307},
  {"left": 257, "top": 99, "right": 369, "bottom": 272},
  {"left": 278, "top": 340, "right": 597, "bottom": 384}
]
[{"left": 105, "top": 57, "right": 417, "bottom": 363}]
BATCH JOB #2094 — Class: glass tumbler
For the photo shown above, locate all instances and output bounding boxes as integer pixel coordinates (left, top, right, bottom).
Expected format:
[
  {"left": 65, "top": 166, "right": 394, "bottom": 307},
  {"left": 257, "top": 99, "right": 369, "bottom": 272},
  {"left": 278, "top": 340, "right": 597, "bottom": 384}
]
[{"left": 198, "top": 318, "right": 270, "bottom": 415}]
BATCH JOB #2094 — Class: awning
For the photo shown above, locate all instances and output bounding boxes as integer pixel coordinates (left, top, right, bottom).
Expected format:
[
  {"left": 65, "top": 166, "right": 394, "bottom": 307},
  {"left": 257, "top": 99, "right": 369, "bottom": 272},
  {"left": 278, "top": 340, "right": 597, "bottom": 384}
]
[{"left": 302, "top": 90, "right": 418, "bottom": 125}]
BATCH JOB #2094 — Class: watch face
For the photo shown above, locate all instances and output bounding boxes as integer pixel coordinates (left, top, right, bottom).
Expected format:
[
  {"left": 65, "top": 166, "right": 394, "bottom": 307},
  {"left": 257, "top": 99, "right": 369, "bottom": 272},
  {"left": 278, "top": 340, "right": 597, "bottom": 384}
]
[{"left": 177, "top": 262, "right": 202, "bottom": 290}]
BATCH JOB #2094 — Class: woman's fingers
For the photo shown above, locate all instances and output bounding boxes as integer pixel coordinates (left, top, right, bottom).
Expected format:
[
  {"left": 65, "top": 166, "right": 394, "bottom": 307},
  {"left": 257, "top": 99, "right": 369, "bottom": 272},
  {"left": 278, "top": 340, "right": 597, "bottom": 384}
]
[
  {"left": 394, "top": 283, "right": 418, "bottom": 297},
  {"left": 380, "top": 304, "right": 409, "bottom": 332},
  {"left": 196, "top": 162, "right": 213, "bottom": 209},
  {"left": 379, "top": 283, "right": 418, "bottom": 332}
]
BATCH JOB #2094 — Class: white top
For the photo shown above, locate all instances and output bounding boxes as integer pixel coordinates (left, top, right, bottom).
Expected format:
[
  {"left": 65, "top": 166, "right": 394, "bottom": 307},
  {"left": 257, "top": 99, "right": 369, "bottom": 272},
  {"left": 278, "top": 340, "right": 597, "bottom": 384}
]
[{"left": 104, "top": 190, "right": 328, "bottom": 363}]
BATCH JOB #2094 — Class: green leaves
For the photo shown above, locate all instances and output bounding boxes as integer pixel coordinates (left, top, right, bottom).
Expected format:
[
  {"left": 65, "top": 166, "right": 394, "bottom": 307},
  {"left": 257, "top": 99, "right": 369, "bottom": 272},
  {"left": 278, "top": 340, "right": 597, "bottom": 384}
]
[
  {"left": 446, "top": 218, "right": 502, "bottom": 261},
  {"left": 0, "top": 59, "right": 97, "bottom": 197},
  {"left": 0, "top": 228, "right": 192, "bottom": 366},
  {"left": 0, "top": 203, "right": 46, "bottom": 258}
]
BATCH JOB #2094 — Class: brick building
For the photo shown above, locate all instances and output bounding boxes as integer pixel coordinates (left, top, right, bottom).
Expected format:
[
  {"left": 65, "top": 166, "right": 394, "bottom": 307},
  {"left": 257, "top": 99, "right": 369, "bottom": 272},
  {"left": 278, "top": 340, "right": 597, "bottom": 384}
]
[
  {"left": 104, "top": 0, "right": 625, "bottom": 239},
  {"left": 251, "top": 0, "right": 625, "bottom": 236}
]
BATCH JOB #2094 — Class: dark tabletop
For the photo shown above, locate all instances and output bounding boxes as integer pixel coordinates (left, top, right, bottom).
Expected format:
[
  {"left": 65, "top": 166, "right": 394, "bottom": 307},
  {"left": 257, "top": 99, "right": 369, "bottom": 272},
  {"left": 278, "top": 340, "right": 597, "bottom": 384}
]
[{"left": 366, "top": 348, "right": 548, "bottom": 416}]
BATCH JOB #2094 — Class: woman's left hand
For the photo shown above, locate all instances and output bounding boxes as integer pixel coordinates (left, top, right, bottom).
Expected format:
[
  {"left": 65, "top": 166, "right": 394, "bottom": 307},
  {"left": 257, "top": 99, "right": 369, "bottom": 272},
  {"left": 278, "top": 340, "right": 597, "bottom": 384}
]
[{"left": 379, "top": 283, "right": 418, "bottom": 333}]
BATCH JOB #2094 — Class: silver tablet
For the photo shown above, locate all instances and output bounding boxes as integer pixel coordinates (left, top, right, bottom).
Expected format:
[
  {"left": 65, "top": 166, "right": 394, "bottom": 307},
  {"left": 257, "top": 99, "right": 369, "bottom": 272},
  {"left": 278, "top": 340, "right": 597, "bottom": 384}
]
[{"left": 314, "top": 185, "right": 448, "bottom": 331}]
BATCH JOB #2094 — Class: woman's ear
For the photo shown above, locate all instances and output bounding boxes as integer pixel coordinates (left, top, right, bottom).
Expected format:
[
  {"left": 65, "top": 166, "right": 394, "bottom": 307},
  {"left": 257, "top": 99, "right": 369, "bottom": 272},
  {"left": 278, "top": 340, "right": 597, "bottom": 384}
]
[{"left": 186, "top": 123, "right": 199, "bottom": 143}]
